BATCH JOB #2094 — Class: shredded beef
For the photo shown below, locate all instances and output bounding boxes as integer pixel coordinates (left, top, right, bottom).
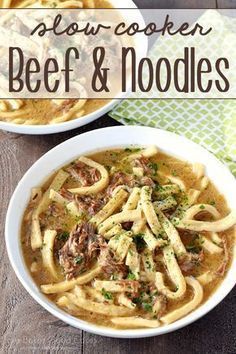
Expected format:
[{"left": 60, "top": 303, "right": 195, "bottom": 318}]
[
  {"left": 153, "top": 294, "right": 167, "bottom": 318},
  {"left": 106, "top": 171, "right": 155, "bottom": 196},
  {"left": 119, "top": 280, "right": 140, "bottom": 292},
  {"left": 60, "top": 188, "right": 104, "bottom": 216},
  {"left": 122, "top": 222, "right": 133, "bottom": 231},
  {"left": 134, "top": 156, "right": 152, "bottom": 174},
  {"left": 139, "top": 176, "right": 156, "bottom": 188},
  {"left": 216, "top": 237, "right": 229, "bottom": 276},
  {"left": 82, "top": 37, "right": 121, "bottom": 72},
  {"left": 60, "top": 188, "right": 74, "bottom": 201},
  {"left": 66, "top": 161, "right": 100, "bottom": 186},
  {"left": 98, "top": 242, "right": 128, "bottom": 278},
  {"left": 47, "top": 203, "right": 64, "bottom": 217},
  {"left": 179, "top": 251, "right": 204, "bottom": 274},
  {"left": 59, "top": 222, "right": 99, "bottom": 279},
  {"left": 75, "top": 195, "right": 104, "bottom": 216},
  {"left": 106, "top": 172, "right": 136, "bottom": 196}
]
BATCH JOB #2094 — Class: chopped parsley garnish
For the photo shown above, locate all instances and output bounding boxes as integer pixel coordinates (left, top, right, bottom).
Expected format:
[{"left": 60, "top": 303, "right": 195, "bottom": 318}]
[
  {"left": 143, "top": 302, "right": 153, "bottom": 312},
  {"left": 186, "top": 234, "right": 203, "bottom": 254},
  {"left": 50, "top": 1, "right": 57, "bottom": 8},
  {"left": 127, "top": 272, "right": 136, "bottom": 280},
  {"left": 74, "top": 255, "right": 83, "bottom": 264},
  {"left": 154, "top": 184, "right": 160, "bottom": 191},
  {"left": 148, "top": 162, "right": 159, "bottom": 175},
  {"left": 145, "top": 260, "right": 152, "bottom": 270},
  {"left": 133, "top": 233, "right": 146, "bottom": 251},
  {"left": 101, "top": 288, "right": 113, "bottom": 300},
  {"left": 128, "top": 249, "right": 134, "bottom": 256},
  {"left": 132, "top": 291, "right": 145, "bottom": 305},
  {"left": 57, "top": 231, "right": 69, "bottom": 242},
  {"left": 186, "top": 245, "right": 201, "bottom": 253},
  {"left": 124, "top": 148, "right": 132, "bottom": 152},
  {"left": 40, "top": 242, "right": 46, "bottom": 250},
  {"left": 171, "top": 170, "right": 178, "bottom": 177},
  {"left": 132, "top": 297, "right": 142, "bottom": 305},
  {"left": 199, "top": 205, "right": 205, "bottom": 210}
]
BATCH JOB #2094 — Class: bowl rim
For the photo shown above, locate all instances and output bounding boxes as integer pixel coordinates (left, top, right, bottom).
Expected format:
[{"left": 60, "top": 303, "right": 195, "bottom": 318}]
[
  {"left": 0, "top": 99, "right": 120, "bottom": 135},
  {"left": 5, "top": 125, "right": 236, "bottom": 338},
  {"left": 0, "top": 0, "right": 146, "bottom": 135}
]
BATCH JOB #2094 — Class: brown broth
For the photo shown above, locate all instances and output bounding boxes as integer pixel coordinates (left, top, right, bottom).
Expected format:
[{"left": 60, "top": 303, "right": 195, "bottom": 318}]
[
  {"left": 0, "top": 99, "right": 110, "bottom": 125},
  {"left": 21, "top": 148, "right": 235, "bottom": 329}
]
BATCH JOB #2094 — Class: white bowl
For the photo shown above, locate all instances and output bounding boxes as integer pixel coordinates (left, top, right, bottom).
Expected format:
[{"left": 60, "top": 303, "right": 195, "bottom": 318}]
[
  {"left": 5, "top": 126, "right": 236, "bottom": 338},
  {"left": 0, "top": 0, "right": 147, "bottom": 135}
]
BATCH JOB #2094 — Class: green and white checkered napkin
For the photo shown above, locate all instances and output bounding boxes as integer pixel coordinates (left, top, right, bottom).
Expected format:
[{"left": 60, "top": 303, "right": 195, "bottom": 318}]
[
  {"left": 110, "top": 99, "right": 236, "bottom": 176},
  {"left": 110, "top": 10, "right": 236, "bottom": 176}
]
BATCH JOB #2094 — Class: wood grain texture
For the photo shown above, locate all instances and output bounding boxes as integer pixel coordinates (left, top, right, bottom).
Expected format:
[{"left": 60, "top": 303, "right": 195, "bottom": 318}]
[
  {"left": 1, "top": 0, "right": 236, "bottom": 354},
  {"left": 217, "top": 0, "right": 236, "bottom": 8},
  {"left": 134, "top": 0, "right": 216, "bottom": 8}
]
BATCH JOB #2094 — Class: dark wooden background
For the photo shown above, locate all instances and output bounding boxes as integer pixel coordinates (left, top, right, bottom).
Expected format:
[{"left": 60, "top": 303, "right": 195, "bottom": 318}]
[{"left": 1, "top": 1, "right": 236, "bottom": 353}]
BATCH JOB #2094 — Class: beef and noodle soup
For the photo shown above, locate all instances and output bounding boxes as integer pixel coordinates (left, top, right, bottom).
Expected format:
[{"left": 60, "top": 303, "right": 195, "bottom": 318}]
[
  {"left": 21, "top": 146, "right": 236, "bottom": 329},
  {"left": 0, "top": 0, "right": 115, "bottom": 125}
]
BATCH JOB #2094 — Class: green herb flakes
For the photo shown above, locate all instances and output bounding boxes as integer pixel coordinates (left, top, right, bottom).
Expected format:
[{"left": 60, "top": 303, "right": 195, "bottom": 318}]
[{"left": 101, "top": 288, "right": 113, "bottom": 300}]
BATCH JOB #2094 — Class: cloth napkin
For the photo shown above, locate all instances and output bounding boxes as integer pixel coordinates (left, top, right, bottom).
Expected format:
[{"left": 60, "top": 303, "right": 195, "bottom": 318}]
[
  {"left": 110, "top": 99, "right": 236, "bottom": 176},
  {"left": 109, "top": 10, "right": 236, "bottom": 176}
]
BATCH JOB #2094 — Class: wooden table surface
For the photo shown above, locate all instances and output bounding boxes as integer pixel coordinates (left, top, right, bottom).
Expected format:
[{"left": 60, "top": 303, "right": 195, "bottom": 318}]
[{"left": 1, "top": 1, "right": 236, "bottom": 353}]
